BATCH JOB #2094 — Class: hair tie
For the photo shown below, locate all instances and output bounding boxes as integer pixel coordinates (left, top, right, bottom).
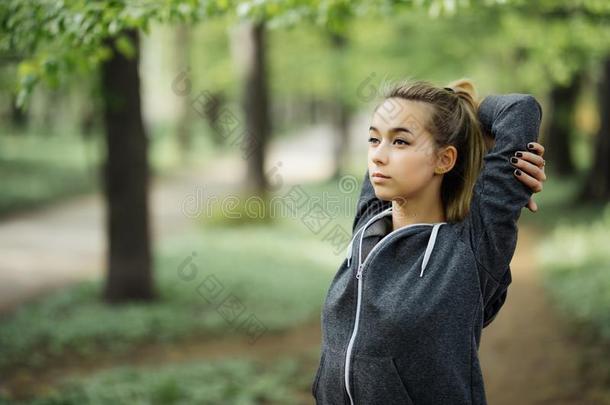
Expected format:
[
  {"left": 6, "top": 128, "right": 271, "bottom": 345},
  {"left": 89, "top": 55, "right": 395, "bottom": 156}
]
[{"left": 443, "top": 87, "right": 455, "bottom": 93}]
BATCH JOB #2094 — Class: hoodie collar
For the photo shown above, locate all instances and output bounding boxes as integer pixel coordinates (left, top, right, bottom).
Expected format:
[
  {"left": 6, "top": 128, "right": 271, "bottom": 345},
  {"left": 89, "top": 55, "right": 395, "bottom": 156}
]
[{"left": 346, "top": 207, "right": 446, "bottom": 277}]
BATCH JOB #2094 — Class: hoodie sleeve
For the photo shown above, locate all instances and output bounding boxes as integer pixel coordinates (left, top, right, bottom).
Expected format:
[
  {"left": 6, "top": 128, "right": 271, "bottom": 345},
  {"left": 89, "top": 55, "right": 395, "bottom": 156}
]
[
  {"left": 351, "top": 168, "right": 391, "bottom": 235},
  {"left": 462, "top": 93, "right": 542, "bottom": 294},
  {"left": 482, "top": 265, "right": 512, "bottom": 328}
]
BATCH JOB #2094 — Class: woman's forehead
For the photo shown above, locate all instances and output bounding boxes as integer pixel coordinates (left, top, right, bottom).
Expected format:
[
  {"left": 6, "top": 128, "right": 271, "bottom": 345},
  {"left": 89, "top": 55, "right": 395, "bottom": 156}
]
[{"left": 372, "top": 98, "right": 431, "bottom": 134}]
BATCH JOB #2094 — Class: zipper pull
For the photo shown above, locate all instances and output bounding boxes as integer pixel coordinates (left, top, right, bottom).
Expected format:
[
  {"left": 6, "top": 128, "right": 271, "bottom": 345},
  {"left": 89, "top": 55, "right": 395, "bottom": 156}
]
[
  {"left": 356, "top": 263, "right": 364, "bottom": 279},
  {"left": 346, "top": 240, "right": 353, "bottom": 267}
]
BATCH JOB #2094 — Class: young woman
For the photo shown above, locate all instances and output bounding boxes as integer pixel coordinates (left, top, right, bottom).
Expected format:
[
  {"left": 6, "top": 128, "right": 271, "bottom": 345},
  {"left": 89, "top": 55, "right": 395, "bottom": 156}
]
[{"left": 311, "top": 79, "right": 546, "bottom": 405}]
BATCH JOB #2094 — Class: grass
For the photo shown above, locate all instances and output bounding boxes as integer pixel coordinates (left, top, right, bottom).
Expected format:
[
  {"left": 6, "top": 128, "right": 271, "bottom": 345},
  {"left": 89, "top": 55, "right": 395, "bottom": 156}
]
[
  {"left": 1, "top": 356, "right": 314, "bottom": 404},
  {"left": 0, "top": 178, "right": 355, "bottom": 374}
]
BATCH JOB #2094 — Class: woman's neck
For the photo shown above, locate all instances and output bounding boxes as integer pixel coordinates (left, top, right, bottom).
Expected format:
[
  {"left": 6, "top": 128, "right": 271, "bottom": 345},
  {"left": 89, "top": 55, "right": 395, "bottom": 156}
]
[{"left": 391, "top": 193, "right": 446, "bottom": 231}]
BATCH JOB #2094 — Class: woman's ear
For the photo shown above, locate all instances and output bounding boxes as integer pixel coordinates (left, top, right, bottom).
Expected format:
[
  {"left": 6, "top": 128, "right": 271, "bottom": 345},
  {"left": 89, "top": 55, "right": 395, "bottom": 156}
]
[{"left": 435, "top": 145, "right": 458, "bottom": 173}]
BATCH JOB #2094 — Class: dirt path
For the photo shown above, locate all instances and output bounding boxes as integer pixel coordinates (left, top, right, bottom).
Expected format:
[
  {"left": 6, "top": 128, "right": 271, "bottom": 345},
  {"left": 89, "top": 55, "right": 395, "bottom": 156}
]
[
  {"left": 0, "top": 158, "right": 240, "bottom": 314},
  {"left": 480, "top": 223, "right": 605, "bottom": 405},
  {"left": 0, "top": 121, "right": 341, "bottom": 315}
]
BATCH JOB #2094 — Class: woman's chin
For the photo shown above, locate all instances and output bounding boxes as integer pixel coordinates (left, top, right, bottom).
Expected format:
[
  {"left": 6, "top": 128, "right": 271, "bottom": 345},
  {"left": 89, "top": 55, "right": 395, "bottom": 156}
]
[{"left": 374, "top": 189, "right": 394, "bottom": 202}]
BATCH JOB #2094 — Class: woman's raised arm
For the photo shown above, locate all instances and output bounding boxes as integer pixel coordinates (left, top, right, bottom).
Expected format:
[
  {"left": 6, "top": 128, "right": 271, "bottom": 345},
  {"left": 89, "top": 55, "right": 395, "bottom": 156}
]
[{"left": 461, "top": 94, "right": 543, "bottom": 284}]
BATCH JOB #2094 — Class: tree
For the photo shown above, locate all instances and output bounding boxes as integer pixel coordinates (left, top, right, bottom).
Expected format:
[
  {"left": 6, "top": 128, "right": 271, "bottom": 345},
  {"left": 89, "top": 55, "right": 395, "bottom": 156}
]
[
  {"left": 0, "top": 0, "right": 232, "bottom": 303},
  {"left": 546, "top": 74, "right": 581, "bottom": 176},
  {"left": 491, "top": 3, "right": 610, "bottom": 198},
  {"left": 100, "top": 28, "right": 154, "bottom": 302},
  {"left": 230, "top": 20, "right": 272, "bottom": 196},
  {"left": 580, "top": 56, "right": 610, "bottom": 202},
  {"left": 174, "top": 23, "right": 194, "bottom": 160},
  {"left": 328, "top": 31, "right": 351, "bottom": 180}
]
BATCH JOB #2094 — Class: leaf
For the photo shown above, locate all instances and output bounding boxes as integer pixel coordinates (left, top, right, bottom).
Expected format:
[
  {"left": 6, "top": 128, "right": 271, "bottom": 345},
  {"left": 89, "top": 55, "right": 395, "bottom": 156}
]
[{"left": 115, "top": 34, "right": 136, "bottom": 59}]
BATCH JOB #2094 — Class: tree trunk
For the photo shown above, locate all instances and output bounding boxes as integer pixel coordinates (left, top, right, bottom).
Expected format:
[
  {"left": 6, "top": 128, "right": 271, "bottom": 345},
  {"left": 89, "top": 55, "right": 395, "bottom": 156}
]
[
  {"left": 329, "top": 32, "right": 351, "bottom": 180},
  {"left": 10, "top": 94, "right": 28, "bottom": 129},
  {"left": 203, "top": 90, "right": 226, "bottom": 147},
  {"left": 174, "top": 24, "right": 193, "bottom": 160},
  {"left": 100, "top": 29, "right": 155, "bottom": 302},
  {"left": 332, "top": 101, "right": 351, "bottom": 179},
  {"left": 579, "top": 57, "right": 610, "bottom": 202},
  {"left": 235, "top": 21, "right": 271, "bottom": 195},
  {"left": 545, "top": 74, "right": 581, "bottom": 176}
]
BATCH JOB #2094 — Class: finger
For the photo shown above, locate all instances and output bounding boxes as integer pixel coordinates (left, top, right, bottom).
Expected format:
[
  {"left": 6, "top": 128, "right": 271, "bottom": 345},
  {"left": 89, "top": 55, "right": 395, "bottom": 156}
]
[
  {"left": 526, "top": 198, "right": 538, "bottom": 213},
  {"left": 514, "top": 150, "right": 545, "bottom": 169},
  {"left": 513, "top": 167, "right": 543, "bottom": 193},
  {"left": 510, "top": 156, "right": 547, "bottom": 182},
  {"left": 527, "top": 142, "right": 545, "bottom": 157}
]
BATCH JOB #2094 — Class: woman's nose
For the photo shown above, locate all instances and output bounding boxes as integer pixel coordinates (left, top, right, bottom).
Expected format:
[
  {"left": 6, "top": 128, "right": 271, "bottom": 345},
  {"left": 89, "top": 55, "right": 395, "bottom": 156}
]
[{"left": 371, "top": 143, "right": 389, "bottom": 165}]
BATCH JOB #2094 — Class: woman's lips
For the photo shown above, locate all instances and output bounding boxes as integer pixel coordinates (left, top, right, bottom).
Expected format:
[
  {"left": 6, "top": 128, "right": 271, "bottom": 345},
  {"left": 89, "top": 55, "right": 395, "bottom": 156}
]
[
  {"left": 371, "top": 172, "right": 391, "bottom": 182},
  {"left": 372, "top": 172, "right": 390, "bottom": 179}
]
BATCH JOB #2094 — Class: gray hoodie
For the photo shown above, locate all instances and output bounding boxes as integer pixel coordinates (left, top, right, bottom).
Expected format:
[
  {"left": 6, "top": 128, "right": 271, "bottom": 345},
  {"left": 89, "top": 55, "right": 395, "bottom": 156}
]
[{"left": 311, "top": 94, "right": 543, "bottom": 405}]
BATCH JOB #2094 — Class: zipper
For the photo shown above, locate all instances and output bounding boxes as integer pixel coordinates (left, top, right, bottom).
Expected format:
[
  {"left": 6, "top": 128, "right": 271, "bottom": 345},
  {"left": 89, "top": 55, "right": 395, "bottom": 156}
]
[
  {"left": 343, "top": 214, "right": 443, "bottom": 405},
  {"left": 346, "top": 208, "right": 393, "bottom": 268}
]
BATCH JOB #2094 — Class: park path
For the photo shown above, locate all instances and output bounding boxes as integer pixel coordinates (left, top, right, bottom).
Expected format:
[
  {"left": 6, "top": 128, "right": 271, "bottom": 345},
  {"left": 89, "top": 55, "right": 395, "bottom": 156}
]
[
  {"left": 480, "top": 224, "right": 604, "bottom": 404},
  {"left": 0, "top": 118, "right": 357, "bottom": 315},
  {"left": 0, "top": 160, "right": 241, "bottom": 314}
]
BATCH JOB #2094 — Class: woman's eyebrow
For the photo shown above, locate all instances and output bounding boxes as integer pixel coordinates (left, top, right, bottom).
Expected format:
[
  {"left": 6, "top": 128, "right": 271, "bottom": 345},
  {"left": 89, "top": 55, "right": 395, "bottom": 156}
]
[{"left": 369, "top": 126, "right": 412, "bottom": 134}]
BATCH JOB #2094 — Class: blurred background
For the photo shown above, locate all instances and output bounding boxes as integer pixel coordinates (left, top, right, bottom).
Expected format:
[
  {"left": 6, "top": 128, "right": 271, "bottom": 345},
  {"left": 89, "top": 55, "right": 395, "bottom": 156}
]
[{"left": 0, "top": 1, "right": 609, "bottom": 404}]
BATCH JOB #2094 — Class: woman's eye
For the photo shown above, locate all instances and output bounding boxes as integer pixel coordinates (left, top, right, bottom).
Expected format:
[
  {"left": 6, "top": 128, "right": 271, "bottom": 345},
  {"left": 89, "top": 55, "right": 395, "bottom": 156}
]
[{"left": 367, "top": 137, "right": 408, "bottom": 145}]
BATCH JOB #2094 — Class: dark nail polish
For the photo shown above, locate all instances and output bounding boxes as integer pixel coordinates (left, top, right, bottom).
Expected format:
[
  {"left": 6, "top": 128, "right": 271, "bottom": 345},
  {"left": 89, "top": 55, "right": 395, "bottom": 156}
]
[
  {"left": 515, "top": 169, "right": 522, "bottom": 176},
  {"left": 510, "top": 157, "right": 518, "bottom": 164},
  {"left": 516, "top": 152, "right": 523, "bottom": 157},
  {"left": 527, "top": 143, "right": 534, "bottom": 149}
]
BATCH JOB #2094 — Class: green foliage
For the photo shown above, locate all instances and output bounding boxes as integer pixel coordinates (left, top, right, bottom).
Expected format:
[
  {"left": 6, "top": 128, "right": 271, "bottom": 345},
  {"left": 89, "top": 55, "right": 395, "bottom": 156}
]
[
  {"left": 189, "top": 16, "right": 236, "bottom": 93},
  {"left": 0, "top": 181, "right": 345, "bottom": 371},
  {"left": 1, "top": 0, "right": 519, "bottom": 109},
  {"left": 234, "top": 0, "right": 511, "bottom": 31},
  {"left": 486, "top": 9, "right": 610, "bottom": 94},
  {"left": 538, "top": 203, "right": 610, "bottom": 340},
  {"left": 3, "top": 357, "right": 303, "bottom": 404},
  {"left": 0, "top": 0, "right": 235, "bottom": 108}
]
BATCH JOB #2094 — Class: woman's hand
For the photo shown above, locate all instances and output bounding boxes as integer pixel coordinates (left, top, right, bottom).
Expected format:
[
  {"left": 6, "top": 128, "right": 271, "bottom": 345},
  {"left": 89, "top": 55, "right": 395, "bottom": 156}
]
[{"left": 510, "top": 141, "right": 546, "bottom": 212}]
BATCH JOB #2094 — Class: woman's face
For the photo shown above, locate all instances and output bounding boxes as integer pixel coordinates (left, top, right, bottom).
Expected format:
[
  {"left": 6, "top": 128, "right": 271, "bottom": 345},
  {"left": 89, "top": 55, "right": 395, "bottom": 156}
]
[{"left": 368, "top": 98, "right": 440, "bottom": 202}]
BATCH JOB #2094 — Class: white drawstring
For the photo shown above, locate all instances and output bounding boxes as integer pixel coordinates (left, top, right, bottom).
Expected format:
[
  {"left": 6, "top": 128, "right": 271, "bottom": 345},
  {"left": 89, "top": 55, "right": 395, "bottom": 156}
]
[
  {"left": 420, "top": 223, "right": 444, "bottom": 277},
  {"left": 346, "top": 208, "right": 445, "bottom": 278}
]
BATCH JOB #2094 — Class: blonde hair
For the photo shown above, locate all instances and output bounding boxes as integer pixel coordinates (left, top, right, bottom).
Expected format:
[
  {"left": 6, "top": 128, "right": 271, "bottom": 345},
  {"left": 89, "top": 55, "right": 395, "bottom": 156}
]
[{"left": 375, "top": 78, "right": 487, "bottom": 223}]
